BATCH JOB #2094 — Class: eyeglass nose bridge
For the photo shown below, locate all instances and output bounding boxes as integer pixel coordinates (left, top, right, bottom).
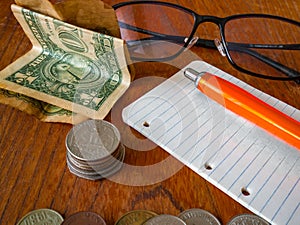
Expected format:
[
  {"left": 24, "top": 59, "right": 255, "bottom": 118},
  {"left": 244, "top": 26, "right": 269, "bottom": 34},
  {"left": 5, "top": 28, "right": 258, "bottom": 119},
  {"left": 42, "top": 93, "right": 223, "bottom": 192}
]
[{"left": 192, "top": 15, "right": 228, "bottom": 55}]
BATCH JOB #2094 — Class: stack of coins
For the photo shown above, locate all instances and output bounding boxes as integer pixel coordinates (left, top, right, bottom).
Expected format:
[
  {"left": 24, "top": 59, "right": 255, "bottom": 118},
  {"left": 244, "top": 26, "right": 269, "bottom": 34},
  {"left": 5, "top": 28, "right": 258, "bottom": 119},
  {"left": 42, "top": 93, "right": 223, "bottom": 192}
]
[{"left": 65, "top": 120, "right": 125, "bottom": 180}]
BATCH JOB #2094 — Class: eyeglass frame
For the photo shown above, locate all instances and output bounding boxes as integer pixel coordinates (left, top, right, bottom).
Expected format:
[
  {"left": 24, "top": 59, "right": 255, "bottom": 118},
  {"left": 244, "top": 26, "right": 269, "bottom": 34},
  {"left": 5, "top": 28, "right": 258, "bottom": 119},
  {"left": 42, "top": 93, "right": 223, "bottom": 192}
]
[{"left": 113, "top": 0, "right": 300, "bottom": 81}]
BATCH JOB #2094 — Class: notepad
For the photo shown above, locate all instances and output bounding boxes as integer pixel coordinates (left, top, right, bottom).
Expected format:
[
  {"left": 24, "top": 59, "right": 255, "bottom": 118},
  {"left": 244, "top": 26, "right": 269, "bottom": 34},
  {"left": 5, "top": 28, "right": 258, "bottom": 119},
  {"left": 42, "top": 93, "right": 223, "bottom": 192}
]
[{"left": 122, "top": 61, "right": 300, "bottom": 225}]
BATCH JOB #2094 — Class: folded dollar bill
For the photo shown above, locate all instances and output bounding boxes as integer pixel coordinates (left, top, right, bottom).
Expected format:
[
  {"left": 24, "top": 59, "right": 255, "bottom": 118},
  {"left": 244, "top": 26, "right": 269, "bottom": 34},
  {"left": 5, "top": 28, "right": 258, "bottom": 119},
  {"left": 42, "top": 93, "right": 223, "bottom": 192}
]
[{"left": 0, "top": 4, "right": 131, "bottom": 123}]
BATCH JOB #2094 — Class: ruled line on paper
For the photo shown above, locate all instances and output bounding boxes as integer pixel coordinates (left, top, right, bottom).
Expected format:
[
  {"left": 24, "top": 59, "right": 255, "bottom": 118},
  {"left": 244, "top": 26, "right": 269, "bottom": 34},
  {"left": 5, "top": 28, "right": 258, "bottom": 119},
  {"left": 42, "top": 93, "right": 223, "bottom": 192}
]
[{"left": 122, "top": 60, "right": 300, "bottom": 225}]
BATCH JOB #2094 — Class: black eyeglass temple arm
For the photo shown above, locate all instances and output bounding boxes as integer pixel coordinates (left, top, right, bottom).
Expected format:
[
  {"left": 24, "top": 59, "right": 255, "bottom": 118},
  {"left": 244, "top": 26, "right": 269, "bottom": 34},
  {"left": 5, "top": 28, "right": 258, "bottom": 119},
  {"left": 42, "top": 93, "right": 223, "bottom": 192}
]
[
  {"left": 228, "top": 43, "right": 300, "bottom": 79},
  {"left": 227, "top": 42, "right": 300, "bottom": 50}
]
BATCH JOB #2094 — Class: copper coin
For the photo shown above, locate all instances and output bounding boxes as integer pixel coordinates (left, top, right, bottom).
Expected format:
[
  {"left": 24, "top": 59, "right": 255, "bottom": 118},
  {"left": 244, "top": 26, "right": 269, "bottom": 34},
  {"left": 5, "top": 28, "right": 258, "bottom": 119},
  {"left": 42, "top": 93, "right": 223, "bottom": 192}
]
[
  {"left": 115, "top": 210, "right": 157, "bottom": 225},
  {"left": 62, "top": 211, "right": 106, "bottom": 225}
]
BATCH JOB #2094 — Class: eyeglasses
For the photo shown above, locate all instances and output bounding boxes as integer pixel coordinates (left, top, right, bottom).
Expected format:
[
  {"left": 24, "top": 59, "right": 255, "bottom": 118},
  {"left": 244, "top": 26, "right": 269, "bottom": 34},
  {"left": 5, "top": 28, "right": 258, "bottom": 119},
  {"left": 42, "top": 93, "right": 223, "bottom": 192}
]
[{"left": 113, "top": 1, "right": 300, "bottom": 81}]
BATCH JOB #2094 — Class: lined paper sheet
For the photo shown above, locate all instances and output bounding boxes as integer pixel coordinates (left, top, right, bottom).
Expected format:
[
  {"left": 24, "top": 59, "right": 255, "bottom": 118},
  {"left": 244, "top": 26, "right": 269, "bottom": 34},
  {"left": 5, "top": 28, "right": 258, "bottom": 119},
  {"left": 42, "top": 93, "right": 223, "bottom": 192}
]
[{"left": 122, "top": 61, "right": 300, "bottom": 225}]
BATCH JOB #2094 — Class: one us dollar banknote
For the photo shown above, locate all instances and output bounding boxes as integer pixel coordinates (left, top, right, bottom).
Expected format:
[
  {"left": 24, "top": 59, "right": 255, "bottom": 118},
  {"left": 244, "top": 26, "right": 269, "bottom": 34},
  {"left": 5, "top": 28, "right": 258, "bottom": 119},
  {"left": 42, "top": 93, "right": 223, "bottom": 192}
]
[{"left": 0, "top": 4, "right": 131, "bottom": 123}]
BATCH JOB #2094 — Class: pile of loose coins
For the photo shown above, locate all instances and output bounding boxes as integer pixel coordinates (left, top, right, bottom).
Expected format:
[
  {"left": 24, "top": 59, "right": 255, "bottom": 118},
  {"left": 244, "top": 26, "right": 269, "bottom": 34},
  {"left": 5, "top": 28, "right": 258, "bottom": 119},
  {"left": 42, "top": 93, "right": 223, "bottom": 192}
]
[
  {"left": 113, "top": 209, "right": 270, "bottom": 225},
  {"left": 65, "top": 120, "right": 125, "bottom": 180},
  {"left": 15, "top": 208, "right": 270, "bottom": 225},
  {"left": 114, "top": 209, "right": 222, "bottom": 225}
]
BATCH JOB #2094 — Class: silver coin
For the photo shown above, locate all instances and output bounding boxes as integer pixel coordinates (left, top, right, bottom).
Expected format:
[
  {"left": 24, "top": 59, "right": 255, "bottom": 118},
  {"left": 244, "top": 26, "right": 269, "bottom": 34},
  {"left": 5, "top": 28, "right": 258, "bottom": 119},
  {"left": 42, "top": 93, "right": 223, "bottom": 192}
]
[
  {"left": 227, "top": 214, "right": 269, "bottom": 225},
  {"left": 178, "top": 208, "right": 221, "bottom": 225},
  {"left": 66, "top": 120, "right": 120, "bottom": 161},
  {"left": 143, "top": 214, "right": 186, "bottom": 225},
  {"left": 16, "top": 208, "right": 64, "bottom": 225}
]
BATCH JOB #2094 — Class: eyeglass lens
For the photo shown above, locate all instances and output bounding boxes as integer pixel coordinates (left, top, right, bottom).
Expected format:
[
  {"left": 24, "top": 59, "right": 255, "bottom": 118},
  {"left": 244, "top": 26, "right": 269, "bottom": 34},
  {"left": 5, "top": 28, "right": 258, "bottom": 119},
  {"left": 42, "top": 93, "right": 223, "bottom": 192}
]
[
  {"left": 114, "top": 3, "right": 195, "bottom": 60},
  {"left": 224, "top": 17, "right": 300, "bottom": 79}
]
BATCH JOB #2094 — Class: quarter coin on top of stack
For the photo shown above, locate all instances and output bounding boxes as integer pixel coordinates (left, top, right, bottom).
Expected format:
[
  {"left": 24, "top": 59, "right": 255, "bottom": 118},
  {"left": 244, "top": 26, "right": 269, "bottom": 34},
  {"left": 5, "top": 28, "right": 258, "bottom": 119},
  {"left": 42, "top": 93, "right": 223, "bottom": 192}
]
[{"left": 65, "top": 119, "right": 125, "bottom": 180}]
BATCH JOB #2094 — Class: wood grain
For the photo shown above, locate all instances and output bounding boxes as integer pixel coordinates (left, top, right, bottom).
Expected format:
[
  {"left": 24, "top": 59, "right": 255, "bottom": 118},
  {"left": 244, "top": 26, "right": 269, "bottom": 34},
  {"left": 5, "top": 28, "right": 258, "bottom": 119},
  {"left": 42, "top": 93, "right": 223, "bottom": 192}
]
[{"left": 0, "top": 0, "right": 299, "bottom": 225}]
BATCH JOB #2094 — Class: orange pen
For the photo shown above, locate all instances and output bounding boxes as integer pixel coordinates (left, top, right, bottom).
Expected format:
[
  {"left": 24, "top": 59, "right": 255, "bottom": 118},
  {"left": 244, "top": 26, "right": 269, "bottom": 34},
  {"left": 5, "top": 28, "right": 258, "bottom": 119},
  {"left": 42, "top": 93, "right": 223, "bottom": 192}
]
[{"left": 184, "top": 68, "right": 300, "bottom": 150}]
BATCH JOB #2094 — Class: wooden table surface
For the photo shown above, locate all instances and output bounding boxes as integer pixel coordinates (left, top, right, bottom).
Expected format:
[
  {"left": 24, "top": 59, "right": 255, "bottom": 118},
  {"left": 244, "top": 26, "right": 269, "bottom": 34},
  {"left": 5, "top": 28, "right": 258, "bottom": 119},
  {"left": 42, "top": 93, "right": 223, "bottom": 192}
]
[{"left": 0, "top": 0, "right": 299, "bottom": 224}]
